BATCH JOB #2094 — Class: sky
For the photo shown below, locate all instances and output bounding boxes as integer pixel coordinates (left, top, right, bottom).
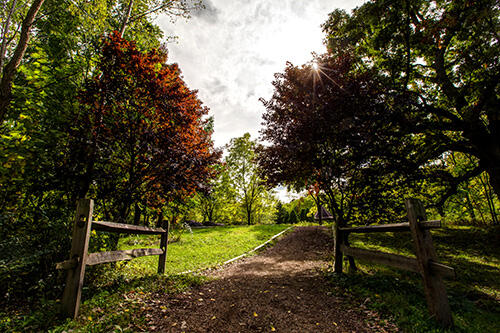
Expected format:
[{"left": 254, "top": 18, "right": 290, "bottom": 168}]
[
  {"left": 156, "top": 0, "right": 365, "bottom": 149},
  {"left": 156, "top": 0, "right": 365, "bottom": 202}
]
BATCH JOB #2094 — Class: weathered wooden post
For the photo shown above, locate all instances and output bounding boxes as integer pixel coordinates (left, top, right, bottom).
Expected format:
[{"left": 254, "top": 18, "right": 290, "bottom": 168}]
[
  {"left": 61, "top": 199, "right": 94, "bottom": 319},
  {"left": 406, "top": 198, "right": 453, "bottom": 328},
  {"left": 157, "top": 218, "right": 169, "bottom": 274},
  {"left": 333, "top": 221, "right": 343, "bottom": 273}
]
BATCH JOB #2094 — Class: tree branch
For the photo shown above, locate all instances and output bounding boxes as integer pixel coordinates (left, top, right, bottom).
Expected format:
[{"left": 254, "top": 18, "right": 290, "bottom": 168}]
[{"left": 0, "top": 0, "right": 19, "bottom": 76}]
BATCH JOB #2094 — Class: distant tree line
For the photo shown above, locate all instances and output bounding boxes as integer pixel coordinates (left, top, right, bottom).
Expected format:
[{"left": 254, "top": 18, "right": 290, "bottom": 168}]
[{"left": 274, "top": 199, "right": 314, "bottom": 224}]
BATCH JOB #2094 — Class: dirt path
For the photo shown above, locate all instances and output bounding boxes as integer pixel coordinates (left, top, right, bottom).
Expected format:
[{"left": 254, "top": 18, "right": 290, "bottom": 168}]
[{"left": 147, "top": 227, "right": 398, "bottom": 332}]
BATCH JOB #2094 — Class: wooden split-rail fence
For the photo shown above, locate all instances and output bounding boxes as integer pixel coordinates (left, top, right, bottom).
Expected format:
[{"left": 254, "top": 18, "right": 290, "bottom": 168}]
[
  {"left": 56, "top": 199, "right": 169, "bottom": 319},
  {"left": 333, "top": 198, "right": 455, "bottom": 327}
]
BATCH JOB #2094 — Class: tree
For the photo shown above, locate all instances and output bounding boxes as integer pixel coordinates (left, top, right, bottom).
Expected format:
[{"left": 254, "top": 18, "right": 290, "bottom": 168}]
[
  {"left": 288, "top": 209, "right": 298, "bottom": 224},
  {"left": 259, "top": 55, "right": 402, "bottom": 226},
  {"left": 196, "top": 163, "right": 235, "bottom": 223},
  {"left": 75, "top": 32, "right": 220, "bottom": 221},
  {"left": 322, "top": 0, "right": 500, "bottom": 197},
  {"left": 299, "top": 208, "right": 309, "bottom": 222},
  {"left": 274, "top": 201, "right": 288, "bottom": 224},
  {"left": 307, "top": 184, "right": 324, "bottom": 225},
  {"left": 226, "top": 133, "right": 267, "bottom": 225},
  {"left": 0, "top": 0, "right": 198, "bottom": 218}
]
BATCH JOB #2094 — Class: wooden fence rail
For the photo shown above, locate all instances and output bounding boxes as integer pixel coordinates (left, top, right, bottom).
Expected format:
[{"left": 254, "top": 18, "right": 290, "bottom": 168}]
[
  {"left": 56, "top": 199, "right": 169, "bottom": 319},
  {"left": 333, "top": 198, "right": 454, "bottom": 328}
]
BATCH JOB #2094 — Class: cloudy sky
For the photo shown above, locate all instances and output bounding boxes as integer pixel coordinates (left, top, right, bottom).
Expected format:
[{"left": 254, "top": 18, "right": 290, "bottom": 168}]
[{"left": 157, "top": 0, "right": 365, "bottom": 149}]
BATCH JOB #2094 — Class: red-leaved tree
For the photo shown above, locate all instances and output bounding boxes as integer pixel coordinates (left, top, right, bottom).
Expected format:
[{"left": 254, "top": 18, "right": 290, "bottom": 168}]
[
  {"left": 73, "top": 32, "right": 220, "bottom": 222},
  {"left": 259, "top": 55, "right": 406, "bottom": 225}
]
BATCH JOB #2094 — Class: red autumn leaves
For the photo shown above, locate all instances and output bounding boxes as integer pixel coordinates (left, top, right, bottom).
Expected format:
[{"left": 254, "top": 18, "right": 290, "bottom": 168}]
[{"left": 77, "top": 32, "right": 220, "bottom": 216}]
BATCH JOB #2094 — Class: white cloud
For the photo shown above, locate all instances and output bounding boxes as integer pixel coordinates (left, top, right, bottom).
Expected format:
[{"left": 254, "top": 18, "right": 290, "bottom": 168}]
[
  {"left": 275, "top": 186, "right": 306, "bottom": 203},
  {"left": 156, "top": 0, "right": 365, "bottom": 148}
]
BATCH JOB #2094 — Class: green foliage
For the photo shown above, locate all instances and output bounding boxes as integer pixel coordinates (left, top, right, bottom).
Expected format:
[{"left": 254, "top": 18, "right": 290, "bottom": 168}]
[
  {"left": 288, "top": 209, "right": 299, "bottom": 224},
  {"left": 0, "top": 0, "right": 211, "bottom": 307},
  {"left": 274, "top": 201, "right": 288, "bottom": 224},
  {"left": 283, "top": 196, "right": 315, "bottom": 222},
  {"left": 194, "top": 163, "right": 238, "bottom": 224},
  {"left": 299, "top": 208, "right": 309, "bottom": 222},
  {"left": 441, "top": 153, "right": 499, "bottom": 226},
  {"left": 321, "top": 0, "right": 500, "bottom": 199}
]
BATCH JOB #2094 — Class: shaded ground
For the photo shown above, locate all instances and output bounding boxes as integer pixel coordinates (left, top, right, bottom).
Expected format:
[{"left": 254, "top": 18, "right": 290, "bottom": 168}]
[{"left": 145, "top": 226, "right": 398, "bottom": 332}]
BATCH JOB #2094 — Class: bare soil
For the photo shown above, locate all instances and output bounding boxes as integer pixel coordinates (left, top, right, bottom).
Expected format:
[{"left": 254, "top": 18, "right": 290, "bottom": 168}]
[{"left": 146, "top": 226, "right": 398, "bottom": 332}]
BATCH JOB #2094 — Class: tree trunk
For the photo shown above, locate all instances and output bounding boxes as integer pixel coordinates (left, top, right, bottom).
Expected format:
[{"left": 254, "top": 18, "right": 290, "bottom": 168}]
[
  {"left": 479, "top": 137, "right": 500, "bottom": 197},
  {"left": 486, "top": 167, "right": 500, "bottom": 201},
  {"left": 0, "top": 0, "right": 45, "bottom": 123},
  {"left": 465, "top": 192, "right": 477, "bottom": 221},
  {"left": 337, "top": 216, "right": 356, "bottom": 272},
  {"left": 118, "top": 0, "right": 134, "bottom": 37},
  {"left": 208, "top": 206, "right": 214, "bottom": 223},
  {"left": 247, "top": 208, "right": 251, "bottom": 225},
  {"left": 134, "top": 202, "right": 141, "bottom": 225},
  {"left": 318, "top": 203, "right": 323, "bottom": 225},
  {"left": 0, "top": 0, "right": 18, "bottom": 74},
  {"left": 310, "top": 193, "right": 322, "bottom": 225},
  {"left": 156, "top": 211, "right": 163, "bottom": 228},
  {"left": 479, "top": 174, "right": 499, "bottom": 225}
]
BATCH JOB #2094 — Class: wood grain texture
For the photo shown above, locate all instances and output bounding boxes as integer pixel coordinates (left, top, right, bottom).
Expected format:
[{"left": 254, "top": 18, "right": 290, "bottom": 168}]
[
  {"left": 340, "top": 245, "right": 454, "bottom": 278},
  {"left": 61, "top": 199, "right": 94, "bottom": 319},
  {"left": 406, "top": 198, "right": 453, "bottom": 328},
  {"left": 339, "top": 220, "right": 441, "bottom": 233},
  {"left": 92, "top": 220, "right": 165, "bottom": 235},
  {"left": 86, "top": 248, "right": 164, "bottom": 266},
  {"left": 157, "top": 219, "right": 169, "bottom": 274}
]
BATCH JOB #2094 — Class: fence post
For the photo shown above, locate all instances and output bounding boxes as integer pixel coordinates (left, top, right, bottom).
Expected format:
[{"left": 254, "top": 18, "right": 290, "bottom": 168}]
[
  {"left": 333, "top": 221, "right": 343, "bottom": 273},
  {"left": 61, "top": 198, "right": 94, "bottom": 319},
  {"left": 344, "top": 232, "right": 357, "bottom": 273},
  {"left": 157, "top": 218, "right": 170, "bottom": 274},
  {"left": 406, "top": 198, "right": 453, "bottom": 328}
]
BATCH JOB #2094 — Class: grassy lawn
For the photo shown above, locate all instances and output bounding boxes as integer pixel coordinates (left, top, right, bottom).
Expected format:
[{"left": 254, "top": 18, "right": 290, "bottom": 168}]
[
  {"left": 326, "top": 225, "right": 500, "bottom": 332},
  {"left": 113, "top": 224, "right": 291, "bottom": 277},
  {"left": 0, "top": 224, "right": 291, "bottom": 332}
]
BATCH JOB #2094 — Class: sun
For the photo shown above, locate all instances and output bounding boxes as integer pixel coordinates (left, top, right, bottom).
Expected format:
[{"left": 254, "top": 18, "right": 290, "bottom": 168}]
[{"left": 312, "top": 62, "right": 319, "bottom": 71}]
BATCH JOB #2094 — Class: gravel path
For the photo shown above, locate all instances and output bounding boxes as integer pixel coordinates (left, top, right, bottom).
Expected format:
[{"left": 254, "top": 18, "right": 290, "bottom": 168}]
[{"left": 147, "top": 226, "right": 398, "bottom": 332}]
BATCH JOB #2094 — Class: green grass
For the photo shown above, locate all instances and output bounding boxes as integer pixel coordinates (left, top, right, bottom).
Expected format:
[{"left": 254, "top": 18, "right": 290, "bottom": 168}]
[
  {"left": 112, "top": 224, "right": 291, "bottom": 277},
  {"left": 325, "top": 225, "right": 500, "bottom": 332},
  {"left": 0, "top": 224, "right": 290, "bottom": 332}
]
